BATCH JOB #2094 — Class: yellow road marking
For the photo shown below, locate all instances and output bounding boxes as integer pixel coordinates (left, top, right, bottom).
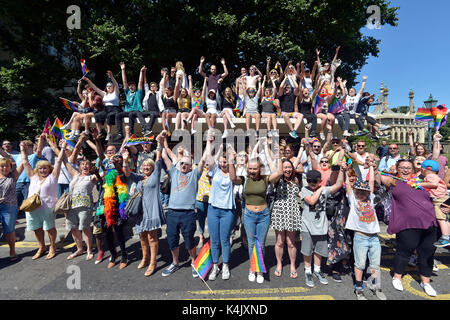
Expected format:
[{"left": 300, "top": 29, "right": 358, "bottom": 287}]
[
  {"left": 379, "top": 233, "right": 396, "bottom": 240},
  {"left": 189, "top": 286, "right": 310, "bottom": 296},
  {"left": 402, "top": 274, "right": 450, "bottom": 300},
  {"left": 189, "top": 295, "right": 334, "bottom": 300}
]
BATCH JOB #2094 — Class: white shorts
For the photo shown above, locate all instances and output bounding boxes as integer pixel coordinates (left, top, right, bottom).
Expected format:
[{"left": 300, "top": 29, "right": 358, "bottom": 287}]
[
  {"left": 206, "top": 108, "right": 219, "bottom": 115},
  {"left": 221, "top": 108, "right": 235, "bottom": 118}
]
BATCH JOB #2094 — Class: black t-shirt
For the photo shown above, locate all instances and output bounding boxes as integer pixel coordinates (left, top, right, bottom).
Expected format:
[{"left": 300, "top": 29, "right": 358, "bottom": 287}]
[
  {"left": 279, "top": 93, "right": 296, "bottom": 113},
  {"left": 299, "top": 98, "right": 313, "bottom": 114},
  {"left": 221, "top": 91, "right": 237, "bottom": 110}
]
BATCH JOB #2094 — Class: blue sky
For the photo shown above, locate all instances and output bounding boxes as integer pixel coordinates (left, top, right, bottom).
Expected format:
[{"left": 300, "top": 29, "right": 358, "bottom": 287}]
[{"left": 359, "top": 0, "right": 450, "bottom": 112}]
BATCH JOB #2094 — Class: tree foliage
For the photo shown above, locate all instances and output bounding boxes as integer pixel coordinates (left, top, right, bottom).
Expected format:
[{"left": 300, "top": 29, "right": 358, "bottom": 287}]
[{"left": 0, "top": 0, "right": 399, "bottom": 140}]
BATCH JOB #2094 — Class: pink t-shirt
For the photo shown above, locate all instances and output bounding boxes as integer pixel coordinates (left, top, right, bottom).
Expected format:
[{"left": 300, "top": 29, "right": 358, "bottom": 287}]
[
  {"left": 424, "top": 173, "right": 447, "bottom": 199},
  {"left": 28, "top": 174, "right": 58, "bottom": 210}
]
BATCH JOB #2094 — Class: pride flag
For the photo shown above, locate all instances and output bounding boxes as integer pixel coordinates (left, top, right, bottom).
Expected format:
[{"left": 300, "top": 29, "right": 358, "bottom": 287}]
[
  {"left": 250, "top": 236, "right": 266, "bottom": 273},
  {"left": 313, "top": 95, "right": 325, "bottom": 114},
  {"left": 431, "top": 104, "right": 447, "bottom": 130},
  {"left": 125, "top": 135, "right": 155, "bottom": 147},
  {"left": 415, "top": 108, "right": 433, "bottom": 122},
  {"left": 236, "top": 96, "right": 244, "bottom": 112},
  {"left": 192, "top": 240, "right": 213, "bottom": 280},
  {"left": 62, "top": 129, "right": 76, "bottom": 148},
  {"left": 328, "top": 97, "right": 344, "bottom": 115},
  {"left": 80, "top": 59, "right": 89, "bottom": 76},
  {"left": 42, "top": 118, "right": 51, "bottom": 135},
  {"left": 59, "top": 97, "right": 79, "bottom": 112},
  {"left": 50, "top": 118, "right": 64, "bottom": 140},
  {"left": 165, "top": 118, "right": 171, "bottom": 136}
]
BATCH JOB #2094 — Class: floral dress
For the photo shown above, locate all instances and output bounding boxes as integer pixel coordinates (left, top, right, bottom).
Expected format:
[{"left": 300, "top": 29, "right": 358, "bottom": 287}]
[{"left": 271, "top": 179, "right": 302, "bottom": 232}]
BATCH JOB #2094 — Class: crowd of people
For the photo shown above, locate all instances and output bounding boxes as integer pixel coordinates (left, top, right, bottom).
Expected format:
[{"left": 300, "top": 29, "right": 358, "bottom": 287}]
[{"left": 0, "top": 52, "right": 449, "bottom": 300}]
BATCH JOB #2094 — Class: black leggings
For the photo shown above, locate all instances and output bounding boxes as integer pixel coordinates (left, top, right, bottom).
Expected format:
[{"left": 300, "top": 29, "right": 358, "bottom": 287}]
[
  {"left": 394, "top": 227, "right": 437, "bottom": 277},
  {"left": 303, "top": 113, "right": 317, "bottom": 135},
  {"left": 104, "top": 224, "right": 127, "bottom": 261},
  {"left": 142, "top": 111, "right": 160, "bottom": 131}
]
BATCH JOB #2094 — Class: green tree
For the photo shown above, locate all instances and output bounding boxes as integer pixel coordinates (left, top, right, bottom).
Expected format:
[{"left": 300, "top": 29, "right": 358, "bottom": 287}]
[{"left": 0, "top": 0, "right": 399, "bottom": 140}]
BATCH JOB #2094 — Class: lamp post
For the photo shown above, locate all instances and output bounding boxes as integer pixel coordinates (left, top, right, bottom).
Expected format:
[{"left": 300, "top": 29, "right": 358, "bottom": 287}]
[{"left": 424, "top": 94, "right": 438, "bottom": 151}]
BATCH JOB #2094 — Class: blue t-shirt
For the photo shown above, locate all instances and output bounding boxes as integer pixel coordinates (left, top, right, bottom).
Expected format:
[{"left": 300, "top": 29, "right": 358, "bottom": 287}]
[
  {"left": 168, "top": 167, "right": 201, "bottom": 210},
  {"left": 124, "top": 88, "right": 144, "bottom": 112},
  {"left": 13, "top": 153, "right": 41, "bottom": 183},
  {"left": 208, "top": 165, "right": 235, "bottom": 210}
]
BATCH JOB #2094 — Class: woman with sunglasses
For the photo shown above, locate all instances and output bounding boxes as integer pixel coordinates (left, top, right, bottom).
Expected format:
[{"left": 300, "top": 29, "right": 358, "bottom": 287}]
[
  {"left": 270, "top": 147, "right": 304, "bottom": 279},
  {"left": 219, "top": 86, "right": 237, "bottom": 138},
  {"left": 265, "top": 57, "right": 283, "bottom": 90},
  {"left": 408, "top": 129, "right": 430, "bottom": 158},
  {"left": 316, "top": 46, "right": 341, "bottom": 94},
  {"left": 204, "top": 77, "right": 220, "bottom": 131},
  {"left": 229, "top": 139, "right": 281, "bottom": 284},
  {"left": 377, "top": 159, "right": 438, "bottom": 296},
  {"left": 260, "top": 76, "right": 279, "bottom": 136},
  {"left": 186, "top": 77, "right": 207, "bottom": 134},
  {"left": 161, "top": 70, "right": 181, "bottom": 133},
  {"left": 243, "top": 80, "right": 263, "bottom": 134}
]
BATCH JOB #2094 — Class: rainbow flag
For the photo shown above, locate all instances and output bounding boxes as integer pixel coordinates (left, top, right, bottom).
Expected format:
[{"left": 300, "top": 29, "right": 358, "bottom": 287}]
[
  {"left": 415, "top": 108, "right": 433, "bottom": 122},
  {"left": 62, "top": 129, "right": 76, "bottom": 148},
  {"left": 431, "top": 104, "right": 447, "bottom": 130},
  {"left": 59, "top": 97, "right": 79, "bottom": 112},
  {"left": 165, "top": 118, "right": 171, "bottom": 136},
  {"left": 125, "top": 135, "right": 155, "bottom": 147},
  {"left": 80, "top": 59, "right": 89, "bottom": 76},
  {"left": 236, "top": 96, "right": 244, "bottom": 112},
  {"left": 328, "top": 97, "right": 344, "bottom": 115},
  {"left": 250, "top": 236, "right": 266, "bottom": 273},
  {"left": 50, "top": 118, "right": 64, "bottom": 140},
  {"left": 313, "top": 95, "right": 325, "bottom": 114},
  {"left": 42, "top": 118, "right": 51, "bottom": 135},
  {"left": 192, "top": 240, "right": 213, "bottom": 280}
]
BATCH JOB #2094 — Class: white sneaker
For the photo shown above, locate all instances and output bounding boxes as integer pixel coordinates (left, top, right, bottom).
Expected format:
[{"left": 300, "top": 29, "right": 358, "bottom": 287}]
[
  {"left": 392, "top": 277, "right": 403, "bottom": 291},
  {"left": 420, "top": 282, "right": 437, "bottom": 297},
  {"left": 222, "top": 264, "right": 230, "bottom": 280},
  {"left": 191, "top": 129, "right": 197, "bottom": 135},
  {"left": 248, "top": 271, "right": 256, "bottom": 282},
  {"left": 222, "top": 130, "right": 229, "bottom": 139},
  {"left": 230, "top": 121, "right": 236, "bottom": 129},
  {"left": 256, "top": 272, "right": 264, "bottom": 284},
  {"left": 379, "top": 124, "right": 391, "bottom": 131},
  {"left": 208, "top": 265, "right": 220, "bottom": 281},
  {"left": 433, "top": 260, "right": 439, "bottom": 272},
  {"left": 105, "top": 133, "right": 111, "bottom": 141},
  {"left": 61, "top": 122, "right": 71, "bottom": 130},
  {"left": 343, "top": 130, "right": 350, "bottom": 137}
]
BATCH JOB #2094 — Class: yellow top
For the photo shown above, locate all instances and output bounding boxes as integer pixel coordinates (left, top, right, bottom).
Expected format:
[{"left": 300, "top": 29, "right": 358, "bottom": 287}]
[{"left": 196, "top": 167, "right": 211, "bottom": 202}]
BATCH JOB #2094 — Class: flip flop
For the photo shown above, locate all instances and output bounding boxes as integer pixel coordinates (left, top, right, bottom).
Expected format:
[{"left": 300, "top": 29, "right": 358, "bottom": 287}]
[
  {"left": 144, "top": 264, "right": 157, "bottom": 277},
  {"left": 32, "top": 249, "right": 46, "bottom": 260},
  {"left": 290, "top": 271, "right": 298, "bottom": 279},
  {"left": 85, "top": 252, "right": 94, "bottom": 261},
  {"left": 67, "top": 251, "right": 84, "bottom": 260},
  {"left": 45, "top": 251, "right": 56, "bottom": 260},
  {"left": 274, "top": 269, "right": 282, "bottom": 277}
]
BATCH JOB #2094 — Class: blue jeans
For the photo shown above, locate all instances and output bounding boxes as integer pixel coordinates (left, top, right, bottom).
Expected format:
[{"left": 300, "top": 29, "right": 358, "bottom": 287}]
[
  {"left": 196, "top": 201, "right": 208, "bottom": 235},
  {"left": 353, "top": 233, "right": 381, "bottom": 270},
  {"left": 16, "top": 182, "right": 29, "bottom": 211},
  {"left": 207, "top": 205, "right": 235, "bottom": 264},
  {"left": 166, "top": 209, "right": 196, "bottom": 251},
  {"left": 0, "top": 203, "right": 18, "bottom": 234},
  {"left": 243, "top": 207, "right": 271, "bottom": 259},
  {"left": 160, "top": 191, "right": 169, "bottom": 207}
]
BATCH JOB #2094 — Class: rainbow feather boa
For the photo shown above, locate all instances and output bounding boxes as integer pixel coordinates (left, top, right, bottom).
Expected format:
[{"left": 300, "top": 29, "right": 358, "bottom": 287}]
[
  {"left": 379, "top": 172, "right": 428, "bottom": 191},
  {"left": 103, "top": 169, "right": 129, "bottom": 226}
]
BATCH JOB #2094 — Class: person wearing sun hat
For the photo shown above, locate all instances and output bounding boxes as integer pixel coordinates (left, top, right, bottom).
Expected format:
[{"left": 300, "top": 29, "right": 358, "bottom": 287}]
[
  {"left": 418, "top": 159, "right": 450, "bottom": 248},
  {"left": 345, "top": 160, "right": 385, "bottom": 300}
]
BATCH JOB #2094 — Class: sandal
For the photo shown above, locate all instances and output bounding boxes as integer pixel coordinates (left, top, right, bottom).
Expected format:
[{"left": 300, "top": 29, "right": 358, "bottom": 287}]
[
  {"left": 137, "top": 259, "right": 150, "bottom": 269},
  {"left": 85, "top": 252, "right": 94, "bottom": 261},
  {"left": 67, "top": 250, "right": 84, "bottom": 260},
  {"left": 32, "top": 249, "right": 46, "bottom": 260},
  {"left": 290, "top": 270, "right": 298, "bottom": 279},
  {"left": 274, "top": 269, "right": 282, "bottom": 277},
  {"left": 119, "top": 255, "right": 128, "bottom": 270},
  {"left": 144, "top": 263, "right": 157, "bottom": 277},
  {"left": 45, "top": 251, "right": 56, "bottom": 260}
]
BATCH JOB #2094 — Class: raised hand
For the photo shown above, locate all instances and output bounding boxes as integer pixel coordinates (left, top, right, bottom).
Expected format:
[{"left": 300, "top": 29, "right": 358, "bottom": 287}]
[
  {"left": 316, "top": 49, "right": 320, "bottom": 56},
  {"left": 141, "top": 66, "right": 147, "bottom": 73},
  {"left": 188, "top": 75, "right": 192, "bottom": 81},
  {"left": 363, "top": 76, "right": 368, "bottom": 81},
  {"left": 220, "top": 58, "right": 225, "bottom": 65},
  {"left": 200, "top": 56, "right": 205, "bottom": 63},
  {"left": 122, "top": 148, "right": 129, "bottom": 160},
  {"left": 336, "top": 46, "right": 341, "bottom": 53},
  {"left": 120, "top": 62, "right": 125, "bottom": 70},
  {"left": 106, "top": 70, "right": 113, "bottom": 77},
  {"left": 156, "top": 132, "right": 165, "bottom": 144},
  {"left": 267, "top": 56, "right": 271, "bottom": 62}
]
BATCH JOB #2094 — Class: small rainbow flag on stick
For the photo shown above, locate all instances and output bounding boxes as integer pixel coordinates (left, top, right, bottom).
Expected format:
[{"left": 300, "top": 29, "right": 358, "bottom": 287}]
[
  {"left": 50, "top": 118, "right": 64, "bottom": 140},
  {"left": 42, "top": 118, "right": 51, "bottom": 135},
  {"left": 62, "top": 129, "right": 76, "bottom": 148},
  {"left": 192, "top": 240, "right": 213, "bottom": 280},
  {"left": 250, "top": 236, "right": 266, "bottom": 273},
  {"left": 125, "top": 135, "right": 155, "bottom": 147},
  {"left": 80, "top": 59, "right": 89, "bottom": 76},
  {"left": 313, "top": 95, "right": 325, "bottom": 115},
  {"left": 59, "top": 97, "right": 79, "bottom": 112}
]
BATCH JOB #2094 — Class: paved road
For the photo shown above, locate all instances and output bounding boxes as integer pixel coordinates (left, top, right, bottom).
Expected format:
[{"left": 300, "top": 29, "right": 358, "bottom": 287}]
[{"left": 1, "top": 216, "right": 449, "bottom": 301}]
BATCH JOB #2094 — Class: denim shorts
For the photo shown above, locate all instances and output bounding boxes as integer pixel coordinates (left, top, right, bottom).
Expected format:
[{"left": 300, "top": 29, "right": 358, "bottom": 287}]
[
  {"left": 353, "top": 233, "right": 381, "bottom": 270},
  {"left": 0, "top": 203, "right": 18, "bottom": 234},
  {"left": 66, "top": 207, "right": 93, "bottom": 231},
  {"left": 26, "top": 207, "right": 55, "bottom": 231},
  {"left": 166, "top": 209, "right": 196, "bottom": 251}
]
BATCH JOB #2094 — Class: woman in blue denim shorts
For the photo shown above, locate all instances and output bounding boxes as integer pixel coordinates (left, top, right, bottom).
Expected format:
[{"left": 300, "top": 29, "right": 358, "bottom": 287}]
[
  {"left": 0, "top": 156, "right": 22, "bottom": 261},
  {"left": 229, "top": 138, "right": 281, "bottom": 284}
]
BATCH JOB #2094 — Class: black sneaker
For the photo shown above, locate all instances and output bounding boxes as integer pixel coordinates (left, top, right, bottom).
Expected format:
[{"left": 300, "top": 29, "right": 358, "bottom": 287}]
[
  {"left": 116, "top": 133, "right": 124, "bottom": 141},
  {"left": 332, "top": 273, "right": 342, "bottom": 283}
]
